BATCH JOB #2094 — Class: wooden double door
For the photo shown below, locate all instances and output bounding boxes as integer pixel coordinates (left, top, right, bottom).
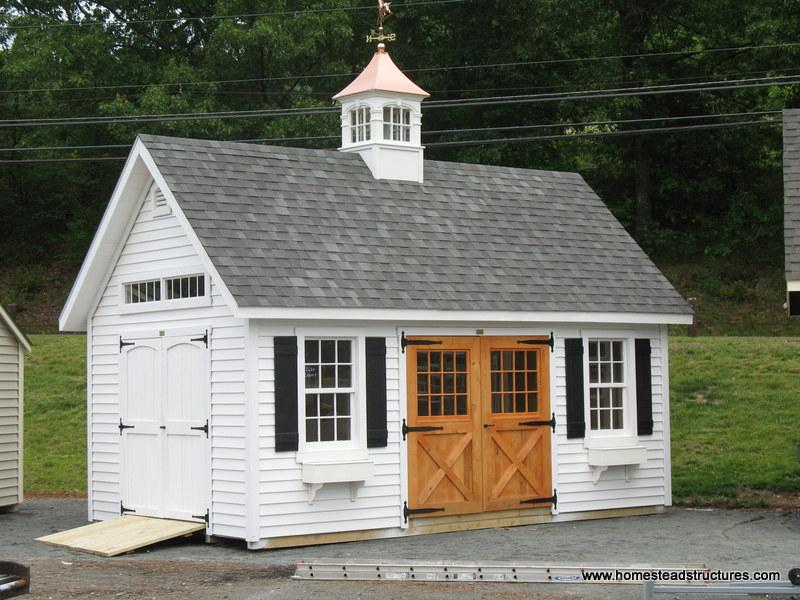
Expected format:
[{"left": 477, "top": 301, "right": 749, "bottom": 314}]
[{"left": 406, "top": 336, "right": 553, "bottom": 518}]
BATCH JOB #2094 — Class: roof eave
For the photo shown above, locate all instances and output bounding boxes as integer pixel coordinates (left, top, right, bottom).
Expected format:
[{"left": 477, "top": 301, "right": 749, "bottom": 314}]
[
  {"left": 0, "top": 303, "right": 31, "bottom": 352},
  {"left": 234, "top": 306, "right": 694, "bottom": 325}
]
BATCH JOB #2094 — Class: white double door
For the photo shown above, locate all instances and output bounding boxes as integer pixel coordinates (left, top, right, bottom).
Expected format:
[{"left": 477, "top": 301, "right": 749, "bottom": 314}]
[{"left": 120, "top": 331, "right": 209, "bottom": 522}]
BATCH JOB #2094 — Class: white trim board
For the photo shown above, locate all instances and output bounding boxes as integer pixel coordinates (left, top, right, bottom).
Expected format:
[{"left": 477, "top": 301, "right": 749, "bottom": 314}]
[
  {"left": 787, "top": 280, "right": 800, "bottom": 292},
  {"left": 236, "top": 307, "right": 693, "bottom": 325}
]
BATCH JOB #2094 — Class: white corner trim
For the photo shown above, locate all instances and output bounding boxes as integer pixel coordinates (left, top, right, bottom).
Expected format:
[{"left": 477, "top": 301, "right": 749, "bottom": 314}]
[
  {"left": 235, "top": 307, "right": 694, "bottom": 325},
  {"left": 137, "top": 144, "right": 240, "bottom": 315}
]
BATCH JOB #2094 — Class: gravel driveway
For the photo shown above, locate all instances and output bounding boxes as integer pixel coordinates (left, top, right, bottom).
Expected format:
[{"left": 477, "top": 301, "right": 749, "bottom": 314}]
[{"left": 2, "top": 499, "right": 798, "bottom": 599}]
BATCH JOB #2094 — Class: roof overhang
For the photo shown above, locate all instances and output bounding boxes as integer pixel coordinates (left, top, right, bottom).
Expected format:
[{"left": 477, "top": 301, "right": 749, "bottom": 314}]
[
  {"left": 235, "top": 307, "right": 694, "bottom": 325},
  {"left": 0, "top": 303, "right": 31, "bottom": 352},
  {"left": 59, "top": 138, "right": 239, "bottom": 332}
]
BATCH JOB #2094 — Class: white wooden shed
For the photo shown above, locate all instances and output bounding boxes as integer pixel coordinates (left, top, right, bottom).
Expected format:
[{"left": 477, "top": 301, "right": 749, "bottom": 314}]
[
  {"left": 0, "top": 303, "right": 31, "bottom": 510},
  {"left": 59, "top": 46, "right": 692, "bottom": 549}
]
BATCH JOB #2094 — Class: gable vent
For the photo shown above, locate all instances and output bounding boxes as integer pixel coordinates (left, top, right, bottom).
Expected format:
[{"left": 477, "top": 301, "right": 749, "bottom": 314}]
[{"left": 151, "top": 185, "right": 170, "bottom": 216}]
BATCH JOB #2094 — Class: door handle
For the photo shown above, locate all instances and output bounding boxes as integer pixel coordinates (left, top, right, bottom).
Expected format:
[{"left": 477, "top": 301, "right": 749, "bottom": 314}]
[
  {"left": 160, "top": 425, "right": 166, "bottom": 430},
  {"left": 483, "top": 423, "right": 494, "bottom": 428}
]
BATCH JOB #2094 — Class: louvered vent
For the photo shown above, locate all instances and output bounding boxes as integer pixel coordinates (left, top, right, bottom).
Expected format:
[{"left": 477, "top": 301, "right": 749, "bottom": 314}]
[{"left": 151, "top": 186, "right": 170, "bottom": 215}]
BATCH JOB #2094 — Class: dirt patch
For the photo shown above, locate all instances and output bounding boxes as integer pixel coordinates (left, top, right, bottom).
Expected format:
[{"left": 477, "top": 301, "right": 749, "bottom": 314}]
[
  {"left": 674, "top": 488, "right": 800, "bottom": 510},
  {"left": 26, "top": 559, "right": 294, "bottom": 599},
  {"left": 25, "top": 492, "right": 88, "bottom": 500}
]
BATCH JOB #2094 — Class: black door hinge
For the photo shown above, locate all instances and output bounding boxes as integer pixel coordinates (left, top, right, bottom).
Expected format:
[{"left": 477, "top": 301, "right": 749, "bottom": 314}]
[
  {"left": 520, "top": 332, "right": 554, "bottom": 351},
  {"left": 521, "top": 489, "right": 557, "bottom": 509},
  {"left": 403, "top": 501, "right": 445, "bottom": 523},
  {"left": 518, "top": 412, "right": 556, "bottom": 433},
  {"left": 401, "top": 419, "right": 444, "bottom": 441},
  {"left": 401, "top": 332, "right": 442, "bottom": 354},
  {"left": 120, "top": 502, "right": 136, "bottom": 515},
  {"left": 118, "top": 418, "right": 135, "bottom": 435},
  {"left": 192, "top": 509, "right": 209, "bottom": 524},
  {"left": 119, "top": 337, "right": 135, "bottom": 353},
  {"left": 191, "top": 330, "right": 208, "bottom": 348},
  {"left": 190, "top": 419, "right": 209, "bottom": 438}
]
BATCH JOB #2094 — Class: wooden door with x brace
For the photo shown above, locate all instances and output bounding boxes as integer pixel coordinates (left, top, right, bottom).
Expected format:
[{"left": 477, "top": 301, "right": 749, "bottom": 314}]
[{"left": 405, "top": 336, "right": 553, "bottom": 519}]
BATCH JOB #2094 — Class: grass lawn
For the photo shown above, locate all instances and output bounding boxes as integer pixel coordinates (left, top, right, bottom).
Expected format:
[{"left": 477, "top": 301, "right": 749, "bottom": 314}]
[
  {"left": 21, "top": 335, "right": 800, "bottom": 506},
  {"left": 670, "top": 337, "right": 800, "bottom": 506},
  {"left": 24, "top": 334, "right": 86, "bottom": 495}
]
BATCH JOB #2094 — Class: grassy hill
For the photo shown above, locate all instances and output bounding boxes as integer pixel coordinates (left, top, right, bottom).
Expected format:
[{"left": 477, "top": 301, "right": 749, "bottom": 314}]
[{"left": 23, "top": 334, "right": 800, "bottom": 506}]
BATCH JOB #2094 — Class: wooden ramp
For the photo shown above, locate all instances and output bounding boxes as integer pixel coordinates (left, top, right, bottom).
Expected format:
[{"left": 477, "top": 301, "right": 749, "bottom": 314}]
[{"left": 37, "top": 516, "right": 205, "bottom": 557}]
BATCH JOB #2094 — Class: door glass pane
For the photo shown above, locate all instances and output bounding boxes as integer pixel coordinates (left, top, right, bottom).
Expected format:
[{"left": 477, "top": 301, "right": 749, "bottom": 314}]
[
  {"left": 456, "top": 395, "right": 468, "bottom": 415},
  {"left": 418, "top": 396, "right": 429, "bottom": 416},
  {"left": 415, "top": 347, "right": 470, "bottom": 419},
  {"left": 443, "top": 395, "right": 455, "bottom": 415},
  {"left": 489, "top": 346, "right": 543, "bottom": 414}
]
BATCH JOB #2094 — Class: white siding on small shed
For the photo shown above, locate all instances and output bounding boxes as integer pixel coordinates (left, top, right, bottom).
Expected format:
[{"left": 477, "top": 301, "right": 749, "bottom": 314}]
[
  {"left": 256, "top": 324, "right": 403, "bottom": 540},
  {"left": 0, "top": 322, "right": 22, "bottom": 507},
  {"left": 555, "top": 326, "right": 668, "bottom": 513},
  {"left": 88, "top": 181, "right": 249, "bottom": 539}
]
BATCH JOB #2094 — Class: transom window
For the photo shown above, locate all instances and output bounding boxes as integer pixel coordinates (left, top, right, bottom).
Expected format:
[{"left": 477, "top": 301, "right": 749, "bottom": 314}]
[
  {"left": 165, "top": 274, "right": 205, "bottom": 300},
  {"left": 124, "top": 279, "right": 161, "bottom": 304},
  {"left": 350, "top": 107, "right": 371, "bottom": 143},
  {"left": 304, "top": 339, "right": 353, "bottom": 442},
  {"left": 490, "top": 350, "right": 539, "bottom": 414},
  {"left": 383, "top": 106, "right": 411, "bottom": 142},
  {"left": 416, "top": 351, "right": 469, "bottom": 417},
  {"left": 588, "top": 340, "right": 625, "bottom": 431},
  {"left": 122, "top": 273, "right": 207, "bottom": 306}
]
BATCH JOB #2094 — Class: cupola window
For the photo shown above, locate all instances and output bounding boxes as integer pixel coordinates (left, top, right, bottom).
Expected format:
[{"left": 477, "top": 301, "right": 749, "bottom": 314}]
[
  {"left": 350, "top": 107, "right": 371, "bottom": 143},
  {"left": 383, "top": 106, "right": 411, "bottom": 142}
]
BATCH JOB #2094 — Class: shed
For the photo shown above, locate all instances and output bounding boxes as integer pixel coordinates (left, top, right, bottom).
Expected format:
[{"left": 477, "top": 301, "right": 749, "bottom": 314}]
[
  {"left": 784, "top": 109, "right": 800, "bottom": 315},
  {"left": 0, "top": 303, "right": 31, "bottom": 510},
  {"left": 59, "top": 45, "right": 692, "bottom": 549}
]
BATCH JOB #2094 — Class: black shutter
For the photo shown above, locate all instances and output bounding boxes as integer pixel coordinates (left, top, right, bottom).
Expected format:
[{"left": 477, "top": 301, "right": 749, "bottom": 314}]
[
  {"left": 565, "top": 338, "right": 586, "bottom": 439},
  {"left": 274, "top": 336, "right": 298, "bottom": 452},
  {"left": 635, "top": 338, "right": 653, "bottom": 436},
  {"left": 365, "top": 337, "right": 388, "bottom": 448}
]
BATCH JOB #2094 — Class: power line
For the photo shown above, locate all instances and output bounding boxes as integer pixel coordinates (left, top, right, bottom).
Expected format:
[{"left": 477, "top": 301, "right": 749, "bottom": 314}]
[
  {"left": 1, "top": 74, "right": 797, "bottom": 128},
  {"left": 426, "top": 119, "right": 781, "bottom": 148},
  {"left": 426, "top": 74, "right": 800, "bottom": 107},
  {"left": 0, "top": 110, "right": 781, "bottom": 155},
  {"left": 2, "top": 0, "right": 464, "bottom": 30},
  {"left": 2, "top": 40, "right": 800, "bottom": 96},
  {"left": 0, "top": 118, "right": 779, "bottom": 164}
]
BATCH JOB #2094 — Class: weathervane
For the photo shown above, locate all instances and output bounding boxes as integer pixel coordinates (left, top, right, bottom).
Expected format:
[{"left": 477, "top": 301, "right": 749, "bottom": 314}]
[{"left": 366, "top": 0, "right": 397, "bottom": 44}]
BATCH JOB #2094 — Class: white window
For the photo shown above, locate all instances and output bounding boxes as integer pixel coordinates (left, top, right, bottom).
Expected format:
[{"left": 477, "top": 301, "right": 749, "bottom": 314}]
[
  {"left": 588, "top": 339, "right": 626, "bottom": 431},
  {"left": 304, "top": 339, "right": 354, "bottom": 443},
  {"left": 124, "top": 279, "right": 161, "bottom": 304},
  {"left": 383, "top": 106, "right": 411, "bottom": 142},
  {"left": 350, "top": 107, "right": 371, "bottom": 143},
  {"left": 121, "top": 272, "right": 209, "bottom": 311},
  {"left": 165, "top": 274, "right": 205, "bottom": 300}
]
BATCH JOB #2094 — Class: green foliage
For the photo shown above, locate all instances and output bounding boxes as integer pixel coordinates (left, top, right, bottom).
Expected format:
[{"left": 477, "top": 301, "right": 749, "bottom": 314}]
[
  {"left": 670, "top": 336, "right": 800, "bottom": 505},
  {"left": 0, "top": 1, "right": 799, "bottom": 265}
]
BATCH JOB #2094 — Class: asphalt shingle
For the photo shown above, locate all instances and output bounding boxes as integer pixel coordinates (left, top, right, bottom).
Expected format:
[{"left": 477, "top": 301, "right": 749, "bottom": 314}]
[
  {"left": 140, "top": 133, "right": 690, "bottom": 315},
  {"left": 784, "top": 110, "right": 800, "bottom": 281}
]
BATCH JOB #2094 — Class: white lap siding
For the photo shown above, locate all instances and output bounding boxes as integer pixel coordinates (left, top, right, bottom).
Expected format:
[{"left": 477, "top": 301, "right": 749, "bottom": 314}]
[
  {"left": 0, "top": 325, "right": 21, "bottom": 507},
  {"left": 554, "top": 326, "right": 669, "bottom": 513},
  {"left": 88, "top": 192, "right": 248, "bottom": 539},
  {"left": 255, "top": 324, "right": 403, "bottom": 540}
]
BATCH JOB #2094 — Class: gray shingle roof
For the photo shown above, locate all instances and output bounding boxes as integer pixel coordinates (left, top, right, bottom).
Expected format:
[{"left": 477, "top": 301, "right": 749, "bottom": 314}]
[
  {"left": 140, "top": 134, "right": 690, "bottom": 315},
  {"left": 784, "top": 110, "right": 800, "bottom": 281}
]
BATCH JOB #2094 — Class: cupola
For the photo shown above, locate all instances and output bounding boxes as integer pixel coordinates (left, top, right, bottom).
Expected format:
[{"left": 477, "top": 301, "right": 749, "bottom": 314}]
[{"left": 333, "top": 43, "right": 429, "bottom": 183}]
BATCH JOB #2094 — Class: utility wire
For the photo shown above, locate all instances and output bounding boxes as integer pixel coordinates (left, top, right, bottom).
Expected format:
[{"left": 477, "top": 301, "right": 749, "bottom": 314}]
[
  {"left": 0, "top": 110, "right": 781, "bottom": 154},
  {"left": 426, "top": 119, "right": 781, "bottom": 148},
  {"left": 0, "top": 119, "right": 780, "bottom": 164},
  {"left": 1, "top": 74, "right": 797, "bottom": 128},
  {"left": 2, "top": 40, "right": 800, "bottom": 96},
  {"left": 2, "top": 0, "right": 464, "bottom": 30}
]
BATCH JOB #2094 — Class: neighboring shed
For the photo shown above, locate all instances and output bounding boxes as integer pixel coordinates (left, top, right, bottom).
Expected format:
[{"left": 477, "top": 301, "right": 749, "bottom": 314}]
[
  {"left": 784, "top": 109, "right": 800, "bottom": 315},
  {"left": 59, "top": 45, "right": 692, "bottom": 549},
  {"left": 0, "top": 304, "right": 31, "bottom": 510}
]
